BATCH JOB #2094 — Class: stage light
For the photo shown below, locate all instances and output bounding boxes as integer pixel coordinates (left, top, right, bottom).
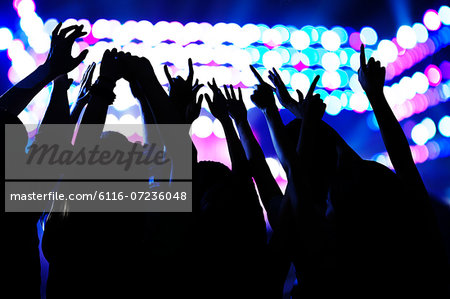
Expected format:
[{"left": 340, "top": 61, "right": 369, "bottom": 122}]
[
  {"left": 324, "top": 95, "right": 341, "bottom": 115},
  {"left": 422, "top": 117, "right": 437, "bottom": 140},
  {"left": 262, "top": 29, "right": 282, "bottom": 48},
  {"left": 20, "top": 13, "right": 44, "bottom": 36},
  {"left": 301, "top": 47, "right": 319, "bottom": 65},
  {"left": 290, "top": 30, "right": 310, "bottom": 50},
  {"left": 411, "top": 123, "right": 429, "bottom": 145},
  {"left": 262, "top": 50, "right": 283, "bottom": 69},
  {"left": 439, "top": 6, "right": 450, "bottom": 25},
  {"left": 274, "top": 47, "right": 290, "bottom": 64},
  {"left": 360, "top": 27, "right": 378, "bottom": 45},
  {"left": 349, "top": 53, "right": 360, "bottom": 72},
  {"left": 332, "top": 26, "right": 348, "bottom": 44},
  {"left": 425, "top": 65, "right": 442, "bottom": 86},
  {"left": 426, "top": 141, "right": 440, "bottom": 159},
  {"left": 28, "top": 32, "right": 51, "bottom": 54},
  {"left": 92, "top": 19, "right": 110, "bottom": 39},
  {"left": 337, "top": 69, "right": 349, "bottom": 87},
  {"left": 290, "top": 72, "right": 310, "bottom": 95},
  {"left": 349, "top": 32, "right": 361, "bottom": 50},
  {"left": 423, "top": 9, "right": 441, "bottom": 31},
  {"left": 397, "top": 25, "right": 417, "bottom": 49},
  {"left": 412, "top": 23, "right": 429, "bottom": 43},
  {"left": 191, "top": 116, "right": 213, "bottom": 138},
  {"left": 376, "top": 39, "right": 398, "bottom": 65},
  {"left": 321, "top": 52, "right": 340, "bottom": 72},
  {"left": 438, "top": 115, "right": 450, "bottom": 137},
  {"left": 412, "top": 72, "right": 429, "bottom": 94},
  {"left": 399, "top": 76, "right": 416, "bottom": 100},
  {"left": 322, "top": 71, "right": 341, "bottom": 90},
  {"left": 273, "top": 25, "right": 290, "bottom": 43},
  {"left": 17, "top": 0, "right": 35, "bottom": 18},
  {"left": 0, "top": 28, "right": 13, "bottom": 50},
  {"left": 241, "top": 24, "right": 261, "bottom": 46},
  {"left": 349, "top": 92, "right": 369, "bottom": 113},
  {"left": 321, "top": 30, "right": 340, "bottom": 51},
  {"left": 301, "top": 25, "right": 319, "bottom": 43}
]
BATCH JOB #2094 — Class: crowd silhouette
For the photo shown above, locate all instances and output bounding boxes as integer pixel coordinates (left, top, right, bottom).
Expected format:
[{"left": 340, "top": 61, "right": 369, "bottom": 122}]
[{"left": 2, "top": 22, "right": 450, "bottom": 298}]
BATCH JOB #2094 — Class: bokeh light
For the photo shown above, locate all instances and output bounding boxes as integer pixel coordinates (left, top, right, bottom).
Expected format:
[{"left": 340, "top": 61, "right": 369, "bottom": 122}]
[{"left": 423, "top": 9, "right": 442, "bottom": 31}]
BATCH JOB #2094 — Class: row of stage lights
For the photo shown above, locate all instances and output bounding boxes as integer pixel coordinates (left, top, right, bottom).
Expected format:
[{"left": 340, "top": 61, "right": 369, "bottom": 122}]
[{"left": 0, "top": 0, "right": 449, "bottom": 176}]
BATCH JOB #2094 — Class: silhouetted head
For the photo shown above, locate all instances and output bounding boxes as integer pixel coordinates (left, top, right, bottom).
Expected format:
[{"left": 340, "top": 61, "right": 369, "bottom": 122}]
[{"left": 285, "top": 119, "right": 339, "bottom": 196}]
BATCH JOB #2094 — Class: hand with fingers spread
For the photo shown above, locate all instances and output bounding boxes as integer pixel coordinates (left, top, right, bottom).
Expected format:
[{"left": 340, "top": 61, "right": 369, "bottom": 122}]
[
  {"left": 269, "top": 68, "right": 320, "bottom": 119},
  {"left": 205, "top": 79, "right": 229, "bottom": 122},
  {"left": 249, "top": 65, "right": 277, "bottom": 111},
  {"left": 44, "top": 23, "right": 89, "bottom": 77},
  {"left": 77, "top": 63, "right": 96, "bottom": 104},
  {"left": 70, "top": 63, "right": 95, "bottom": 123},
  {"left": 268, "top": 68, "right": 299, "bottom": 116},
  {"left": 358, "top": 44, "right": 386, "bottom": 98},
  {"left": 224, "top": 85, "right": 247, "bottom": 125},
  {"left": 164, "top": 58, "right": 204, "bottom": 123}
]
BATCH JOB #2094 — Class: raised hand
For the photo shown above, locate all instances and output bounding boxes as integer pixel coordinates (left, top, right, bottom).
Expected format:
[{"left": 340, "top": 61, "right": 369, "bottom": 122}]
[
  {"left": 302, "top": 93, "right": 326, "bottom": 122},
  {"left": 268, "top": 68, "right": 299, "bottom": 114},
  {"left": 297, "top": 75, "right": 321, "bottom": 116},
  {"left": 163, "top": 58, "right": 204, "bottom": 123},
  {"left": 77, "top": 62, "right": 96, "bottom": 104},
  {"left": 205, "top": 79, "right": 228, "bottom": 122},
  {"left": 99, "top": 48, "right": 123, "bottom": 83},
  {"left": 224, "top": 85, "right": 247, "bottom": 124},
  {"left": 249, "top": 65, "right": 277, "bottom": 111},
  {"left": 164, "top": 59, "right": 202, "bottom": 100},
  {"left": 45, "top": 23, "right": 89, "bottom": 77},
  {"left": 358, "top": 44, "right": 386, "bottom": 97}
]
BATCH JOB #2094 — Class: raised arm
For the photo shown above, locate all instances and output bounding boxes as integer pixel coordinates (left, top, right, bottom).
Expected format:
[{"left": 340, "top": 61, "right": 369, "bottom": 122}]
[
  {"left": 225, "top": 84, "right": 282, "bottom": 210},
  {"left": 358, "top": 44, "right": 427, "bottom": 198},
  {"left": 0, "top": 23, "right": 88, "bottom": 116},
  {"left": 249, "top": 65, "right": 296, "bottom": 177},
  {"left": 41, "top": 74, "right": 72, "bottom": 125},
  {"left": 70, "top": 63, "right": 96, "bottom": 124},
  {"left": 205, "top": 79, "right": 247, "bottom": 174},
  {"left": 76, "top": 49, "right": 122, "bottom": 144}
]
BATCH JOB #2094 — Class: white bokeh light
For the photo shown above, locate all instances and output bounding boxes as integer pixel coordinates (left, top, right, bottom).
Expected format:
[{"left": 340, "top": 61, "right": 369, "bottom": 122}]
[
  {"left": 397, "top": 25, "right": 417, "bottom": 49},
  {"left": 290, "top": 30, "right": 310, "bottom": 50},
  {"left": 360, "top": 27, "right": 378, "bottom": 45},
  {"left": 321, "top": 30, "right": 341, "bottom": 51}
]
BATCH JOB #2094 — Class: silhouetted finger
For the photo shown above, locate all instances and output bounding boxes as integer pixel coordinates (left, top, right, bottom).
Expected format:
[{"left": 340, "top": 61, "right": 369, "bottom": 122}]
[
  {"left": 74, "top": 49, "right": 89, "bottom": 66},
  {"left": 204, "top": 93, "right": 213, "bottom": 107},
  {"left": 67, "top": 27, "right": 87, "bottom": 41},
  {"left": 187, "top": 58, "right": 194, "bottom": 84},
  {"left": 193, "top": 83, "right": 203, "bottom": 94},
  {"left": 197, "top": 94, "right": 204, "bottom": 106},
  {"left": 306, "top": 75, "right": 320, "bottom": 99},
  {"left": 238, "top": 87, "right": 243, "bottom": 102},
  {"left": 360, "top": 44, "right": 366, "bottom": 68},
  {"left": 60, "top": 25, "right": 80, "bottom": 38},
  {"left": 296, "top": 89, "right": 304, "bottom": 102},
  {"left": 230, "top": 85, "right": 237, "bottom": 100},
  {"left": 52, "top": 22, "right": 62, "bottom": 39},
  {"left": 223, "top": 85, "right": 231, "bottom": 100},
  {"left": 249, "top": 65, "right": 264, "bottom": 84},
  {"left": 163, "top": 64, "right": 173, "bottom": 84}
]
